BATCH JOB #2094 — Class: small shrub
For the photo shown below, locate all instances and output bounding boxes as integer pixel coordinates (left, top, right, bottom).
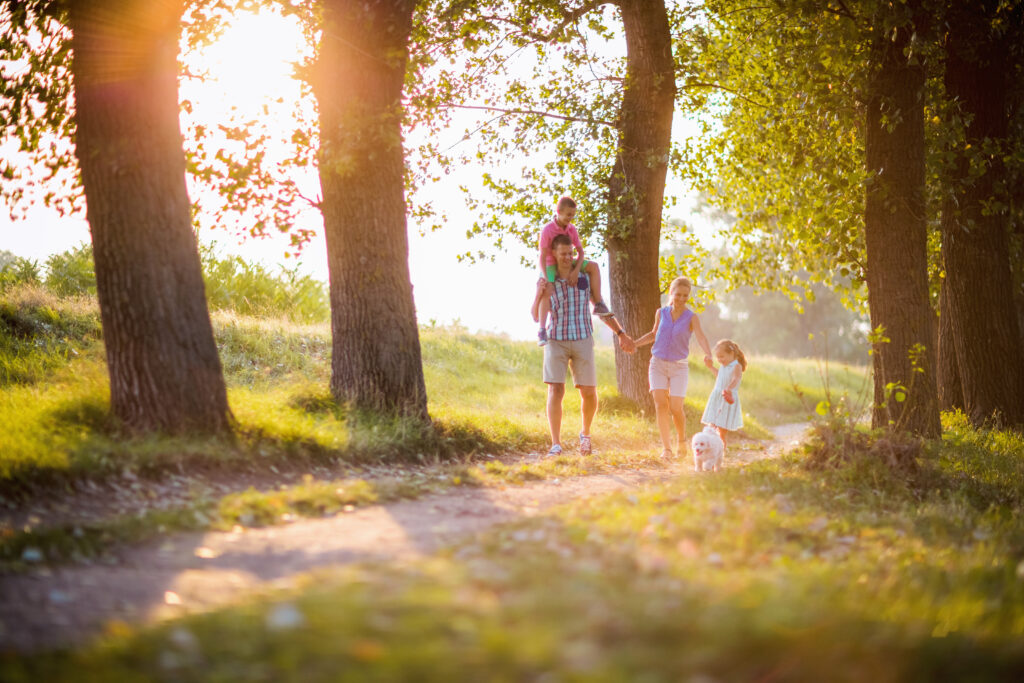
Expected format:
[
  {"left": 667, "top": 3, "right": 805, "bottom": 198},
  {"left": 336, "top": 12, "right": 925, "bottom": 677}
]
[
  {"left": 44, "top": 243, "right": 96, "bottom": 296},
  {"left": 201, "top": 243, "right": 329, "bottom": 323},
  {"left": 802, "top": 418, "right": 922, "bottom": 476},
  {"left": 0, "top": 250, "right": 41, "bottom": 291}
]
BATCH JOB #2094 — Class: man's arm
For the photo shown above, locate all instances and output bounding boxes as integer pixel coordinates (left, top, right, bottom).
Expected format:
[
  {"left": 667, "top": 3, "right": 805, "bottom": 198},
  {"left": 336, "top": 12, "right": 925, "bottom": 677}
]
[{"left": 599, "top": 314, "right": 635, "bottom": 353}]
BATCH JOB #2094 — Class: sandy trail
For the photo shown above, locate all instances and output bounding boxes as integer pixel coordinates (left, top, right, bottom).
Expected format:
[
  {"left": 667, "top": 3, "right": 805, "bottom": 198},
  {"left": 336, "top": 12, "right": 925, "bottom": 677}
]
[{"left": 0, "top": 423, "right": 808, "bottom": 653}]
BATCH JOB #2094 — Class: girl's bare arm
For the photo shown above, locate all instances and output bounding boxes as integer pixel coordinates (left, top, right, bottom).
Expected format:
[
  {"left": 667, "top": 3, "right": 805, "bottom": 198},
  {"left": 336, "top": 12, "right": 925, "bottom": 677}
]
[{"left": 725, "top": 364, "right": 742, "bottom": 390}]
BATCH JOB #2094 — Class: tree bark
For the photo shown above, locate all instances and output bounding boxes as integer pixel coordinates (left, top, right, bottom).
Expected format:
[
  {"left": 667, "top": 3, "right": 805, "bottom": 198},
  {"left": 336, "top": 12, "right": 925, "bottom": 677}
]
[
  {"left": 940, "top": 0, "right": 1024, "bottom": 428},
  {"left": 315, "top": 0, "right": 429, "bottom": 420},
  {"left": 863, "top": 16, "right": 940, "bottom": 437},
  {"left": 606, "top": 0, "right": 675, "bottom": 412},
  {"left": 69, "top": 0, "right": 232, "bottom": 434},
  {"left": 937, "top": 279, "right": 965, "bottom": 412}
]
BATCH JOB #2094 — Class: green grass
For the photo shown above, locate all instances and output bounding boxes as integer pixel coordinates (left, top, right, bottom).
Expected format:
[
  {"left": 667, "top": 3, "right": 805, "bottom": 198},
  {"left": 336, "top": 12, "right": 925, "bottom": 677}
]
[
  {"left": 0, "top": 288, "right": 866, "bottom": 495},
  {"left": 6, "top": 414, "right": 1024, "bottom": 679},
  {"left": 0, "top": 286, "right": 101, "bottom": 387},
  {"left": 199, "top": 243, "right": 330, "bottom": 323}
]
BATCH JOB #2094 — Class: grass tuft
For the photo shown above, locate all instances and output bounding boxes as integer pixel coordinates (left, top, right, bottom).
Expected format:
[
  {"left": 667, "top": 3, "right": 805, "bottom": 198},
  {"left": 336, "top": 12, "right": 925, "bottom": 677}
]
[{"left": 801, "top": 418, "right": 923, "bottom": 476}]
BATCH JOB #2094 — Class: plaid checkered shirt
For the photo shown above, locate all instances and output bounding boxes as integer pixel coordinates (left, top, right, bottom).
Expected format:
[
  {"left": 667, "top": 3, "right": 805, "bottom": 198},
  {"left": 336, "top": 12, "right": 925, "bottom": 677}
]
[{"left": 546, "top": 276, "right": 594, "bottom": 341}]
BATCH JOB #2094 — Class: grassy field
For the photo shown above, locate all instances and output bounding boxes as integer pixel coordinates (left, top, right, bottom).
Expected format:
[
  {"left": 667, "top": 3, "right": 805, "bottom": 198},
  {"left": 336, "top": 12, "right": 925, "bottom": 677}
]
[
  {"left": 4, "top": 413, "right": 1023, "bottom": 680},
  {"left": 0, "top": 284, "right": 868, "bottom": 494},
  {"left": 5, "top": 284, "right": 1024, "bottom": 679}
]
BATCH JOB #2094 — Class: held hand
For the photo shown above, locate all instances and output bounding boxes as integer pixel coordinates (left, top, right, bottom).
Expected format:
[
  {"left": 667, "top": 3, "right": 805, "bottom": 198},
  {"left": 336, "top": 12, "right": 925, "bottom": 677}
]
[
  {"left": 544, "top": 282, "right": 555, "bottom": 295},
  {"left": 703, "top": 354, "right": 714, "bottom": 370},
  {"left": 619, "top": 334, "right": 636, "bottom": 354},
  {"left": 567, "top": 272, "right": 579, "bottom": 287}
]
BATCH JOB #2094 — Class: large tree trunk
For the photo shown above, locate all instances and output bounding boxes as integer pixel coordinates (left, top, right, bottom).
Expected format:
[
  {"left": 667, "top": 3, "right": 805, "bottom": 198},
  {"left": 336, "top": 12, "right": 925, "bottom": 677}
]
[
  {"left": 69, "top": 0, "right": 232, "bottom": 434},
  {"left": 315, "top": 0, "right": 428, "bottom": 420},
  {"left": 863, "top": 16, "right": 940, "bottom": 437},
  {"left": 606, "top": 0, "right": 675, "bottom": 412},
  {"left": 940, "top": 1, "right": 1024, "bottom": 429}
]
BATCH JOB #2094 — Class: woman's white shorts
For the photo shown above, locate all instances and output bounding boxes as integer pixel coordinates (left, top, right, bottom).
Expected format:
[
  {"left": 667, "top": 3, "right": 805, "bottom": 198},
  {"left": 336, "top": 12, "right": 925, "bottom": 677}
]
[{"left": 648, "top": 355, "right": 689, "bottom": 398}]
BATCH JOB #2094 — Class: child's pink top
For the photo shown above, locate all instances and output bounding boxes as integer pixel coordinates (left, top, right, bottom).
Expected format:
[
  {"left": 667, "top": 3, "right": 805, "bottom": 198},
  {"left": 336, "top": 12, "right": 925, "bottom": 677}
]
[{"left": 539, "top": 219, "right": 584, "bottom": 266}]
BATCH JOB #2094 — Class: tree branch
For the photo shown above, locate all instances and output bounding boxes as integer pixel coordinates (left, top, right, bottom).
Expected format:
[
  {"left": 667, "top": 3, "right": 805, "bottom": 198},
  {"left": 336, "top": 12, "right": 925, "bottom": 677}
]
[
  {"left": 478, "top": 0, "right": 609, "bottom": 44},
  {"left": 715, "top": 5, "right": 775, "bottom": 17},
  {"left": 824, "top": 0, "right": 856, "bottom": 21},
  {"left": 681, "top": 81, "right": 770, "bottom": 109},
  {"left": 439, "top": 103, "right": 616, "bottom": 127}
]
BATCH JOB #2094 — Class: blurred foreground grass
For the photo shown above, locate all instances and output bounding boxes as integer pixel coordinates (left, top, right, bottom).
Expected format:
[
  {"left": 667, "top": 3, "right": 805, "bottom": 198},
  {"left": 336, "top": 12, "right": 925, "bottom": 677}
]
[{"left": 5, "top": 413, "right": 1023, "bottom": 680}]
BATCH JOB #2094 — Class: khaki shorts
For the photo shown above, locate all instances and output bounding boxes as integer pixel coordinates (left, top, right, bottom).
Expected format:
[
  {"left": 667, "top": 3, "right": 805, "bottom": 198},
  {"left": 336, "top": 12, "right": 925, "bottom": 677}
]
[
  {"left": 543, "top": 337, "right": 596, "bottom": 387},
  {"left": 649, "top": 355, "right": 689, "bottom": 398}
]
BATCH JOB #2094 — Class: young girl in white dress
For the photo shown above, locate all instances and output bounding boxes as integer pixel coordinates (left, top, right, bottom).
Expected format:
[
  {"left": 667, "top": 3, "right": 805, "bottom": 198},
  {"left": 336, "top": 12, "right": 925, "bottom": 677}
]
[{"left": 701, "top": 339, "right": 747, "bottom": 450}]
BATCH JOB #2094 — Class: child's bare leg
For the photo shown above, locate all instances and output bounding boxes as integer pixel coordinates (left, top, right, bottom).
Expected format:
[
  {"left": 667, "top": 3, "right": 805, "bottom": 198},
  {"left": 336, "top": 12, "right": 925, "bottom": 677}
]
[
  {"left": 717, "top": 427, "right": 727, "bottom": 449},
  {"left": 538, "top": 284, "right": 553, "bottom": 327}
]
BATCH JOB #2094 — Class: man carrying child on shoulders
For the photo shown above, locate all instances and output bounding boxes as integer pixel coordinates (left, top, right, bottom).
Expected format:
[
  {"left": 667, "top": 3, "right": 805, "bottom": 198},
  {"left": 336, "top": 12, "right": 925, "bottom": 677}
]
[{"left": 531, "top": 233, "right": 635, "bottom": 457}]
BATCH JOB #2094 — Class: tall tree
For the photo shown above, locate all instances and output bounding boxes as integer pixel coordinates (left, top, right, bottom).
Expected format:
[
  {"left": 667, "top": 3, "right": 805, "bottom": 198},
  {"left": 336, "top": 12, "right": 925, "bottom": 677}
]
[
  {"left": 604, "top": 0, "right": 675, "bottom": 407},
  {"left": 938, "top": 0, "right": 1024, "bottom": 428},
  {"left": 862, "top": 1, "right": 939, "bottom": 436},
  {"left": 69, "top": 0, "right": 232, "bottom": 433},
  {"left": 691, "top": 0, "right": 944, "bottom": 436},
  {"left": 314, "top": 0, "right": 428, "bottom": 419}
]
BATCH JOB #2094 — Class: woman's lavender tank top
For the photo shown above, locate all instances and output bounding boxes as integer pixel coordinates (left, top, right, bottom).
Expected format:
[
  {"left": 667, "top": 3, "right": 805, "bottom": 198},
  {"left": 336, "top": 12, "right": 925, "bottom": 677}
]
[{"left": 651, "top": 306, "right": 693, "bottom": 362}]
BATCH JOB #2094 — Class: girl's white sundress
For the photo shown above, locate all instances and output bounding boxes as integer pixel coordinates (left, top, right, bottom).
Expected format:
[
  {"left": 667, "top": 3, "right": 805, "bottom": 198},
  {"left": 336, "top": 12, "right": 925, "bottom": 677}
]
[{"left": 701, "top": 359, "right": 743, "bottom": 430}]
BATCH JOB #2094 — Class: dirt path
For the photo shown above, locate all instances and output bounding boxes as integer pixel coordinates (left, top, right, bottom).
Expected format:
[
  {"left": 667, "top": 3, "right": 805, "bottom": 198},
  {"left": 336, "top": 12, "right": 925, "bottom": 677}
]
[{"left": 0, "top": 424, "right": 808, "bottom": 653}]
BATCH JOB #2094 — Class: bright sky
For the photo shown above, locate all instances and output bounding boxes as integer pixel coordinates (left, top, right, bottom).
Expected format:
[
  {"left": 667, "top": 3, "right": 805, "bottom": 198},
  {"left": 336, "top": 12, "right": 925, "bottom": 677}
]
[{"left": 0, "top": 8, "right": 717, "bottom": 341}]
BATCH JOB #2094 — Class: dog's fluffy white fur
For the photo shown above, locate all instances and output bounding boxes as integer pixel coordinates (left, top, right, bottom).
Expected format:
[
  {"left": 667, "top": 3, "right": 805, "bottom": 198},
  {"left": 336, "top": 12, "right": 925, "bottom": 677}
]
[{"left": 691, "top": 425, "right": 724, "bottom": 472}]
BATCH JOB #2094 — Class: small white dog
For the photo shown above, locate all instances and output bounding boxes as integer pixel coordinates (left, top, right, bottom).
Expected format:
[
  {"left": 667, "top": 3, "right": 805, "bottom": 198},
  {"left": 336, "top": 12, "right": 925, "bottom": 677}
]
[{"left": 691, "top": 424, "right": 725, "bottom": 472}]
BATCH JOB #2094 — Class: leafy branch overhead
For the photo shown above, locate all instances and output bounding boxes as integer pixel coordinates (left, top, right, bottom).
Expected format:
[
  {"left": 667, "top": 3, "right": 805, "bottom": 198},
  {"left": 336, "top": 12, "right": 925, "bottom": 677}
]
[
  {"left": 408, "top": 0, "right": 707, "bottom": 266},
  {"left": 688, "top": 0, "right": 1024, "bottom": 309}
]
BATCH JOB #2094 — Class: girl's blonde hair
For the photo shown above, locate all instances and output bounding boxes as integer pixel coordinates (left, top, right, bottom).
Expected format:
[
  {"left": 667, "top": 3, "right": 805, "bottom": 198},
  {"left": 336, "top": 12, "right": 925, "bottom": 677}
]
[
  {"left": 714, "top": 338, "right": 748, "bottom": 371},
  {"left": 668, "top": 276, "right": 692, "bottom": 294}
]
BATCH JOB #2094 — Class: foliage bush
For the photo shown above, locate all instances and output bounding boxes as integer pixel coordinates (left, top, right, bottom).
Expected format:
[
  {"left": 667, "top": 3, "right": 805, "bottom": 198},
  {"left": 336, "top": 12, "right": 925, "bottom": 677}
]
[
  {"left": 44, "top": 243, "right": 96, "bottom": 297},
  {"left": 801, "top": 418, "right": 923, "bottom": 476},
  {"left": 200, "top": 243, "right": 329, "bottom": 323},
  {"left": 6, "top": 243, "right": 329, "bottom": 321},
  {"left": 0, "top": 250, "right": 41, "bottom": 291}
]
